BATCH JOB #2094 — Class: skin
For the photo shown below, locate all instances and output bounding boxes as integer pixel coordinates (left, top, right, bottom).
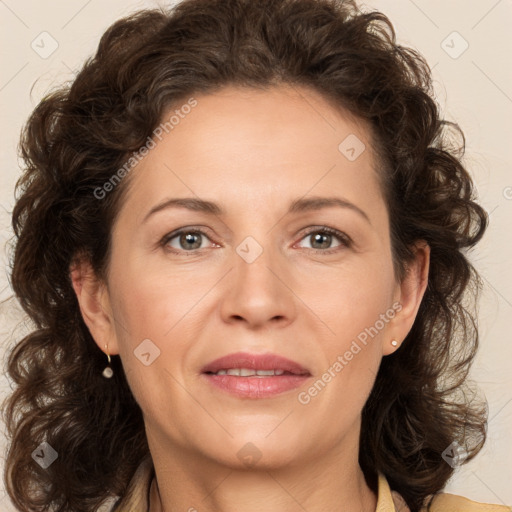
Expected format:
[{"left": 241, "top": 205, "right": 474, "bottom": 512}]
[{"left": 71, "top": 84, "right": 429, "bottom": 512}]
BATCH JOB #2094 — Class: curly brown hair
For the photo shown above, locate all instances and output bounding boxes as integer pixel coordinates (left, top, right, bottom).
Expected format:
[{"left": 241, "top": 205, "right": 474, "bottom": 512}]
[{"left": 3, "top": 0, "right": 488, "bottom": 511}]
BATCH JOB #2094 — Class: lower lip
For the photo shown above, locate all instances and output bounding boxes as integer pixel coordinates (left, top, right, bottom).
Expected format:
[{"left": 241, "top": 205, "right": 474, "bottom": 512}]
[{"left": 202, "top": 373, "right": 310, "bottom": 398}]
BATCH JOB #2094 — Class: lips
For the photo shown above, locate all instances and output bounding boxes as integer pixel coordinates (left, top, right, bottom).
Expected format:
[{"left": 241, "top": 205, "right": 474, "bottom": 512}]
[
  {"left": 201, "top": 352, "right": 310, "bottom": 376},
  {"left": 201, "top": 352, "right": 311, "bottom": 398}
]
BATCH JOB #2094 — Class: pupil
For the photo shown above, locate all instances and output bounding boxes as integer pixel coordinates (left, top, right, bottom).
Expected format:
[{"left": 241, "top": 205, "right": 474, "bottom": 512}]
[
  {"left": 312, "top": 232, "right": 331, "bottom": 249},
  {"left": 181, "top": 232, "right": 201, "bottom": 249}
]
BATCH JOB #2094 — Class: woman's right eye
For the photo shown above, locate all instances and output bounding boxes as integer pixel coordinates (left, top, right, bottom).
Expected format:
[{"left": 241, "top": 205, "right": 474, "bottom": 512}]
[{"left": 160, "top": 228, "right": 215, "bottom": 253}]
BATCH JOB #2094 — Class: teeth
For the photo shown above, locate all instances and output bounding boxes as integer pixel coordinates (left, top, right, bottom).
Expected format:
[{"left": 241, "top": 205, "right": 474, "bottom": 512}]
[{"left": 214, "top": 368, "right": 286, "bottom": 376}]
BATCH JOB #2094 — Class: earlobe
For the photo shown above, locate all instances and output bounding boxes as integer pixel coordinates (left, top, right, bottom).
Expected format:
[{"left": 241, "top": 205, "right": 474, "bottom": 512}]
[
  {"left": 69, "top": 257, "right": 119, "bottom": 355},
  {"left": 383, "top": 241, "right": 430, "bottom": 356}
]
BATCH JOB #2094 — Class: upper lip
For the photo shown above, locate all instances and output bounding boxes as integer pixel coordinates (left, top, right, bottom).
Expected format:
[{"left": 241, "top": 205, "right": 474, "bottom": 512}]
[{"left": 201, "top": 352, "right": 311, "bottom": 375}]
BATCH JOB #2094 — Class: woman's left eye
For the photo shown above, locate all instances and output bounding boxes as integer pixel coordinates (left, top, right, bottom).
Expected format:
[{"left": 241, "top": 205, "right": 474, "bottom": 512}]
[{"left": 295, "top": 227, "right": 351, "bottom": 253}]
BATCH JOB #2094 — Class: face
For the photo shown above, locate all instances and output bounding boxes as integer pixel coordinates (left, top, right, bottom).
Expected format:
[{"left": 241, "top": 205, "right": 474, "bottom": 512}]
[{"left": 73, "top": 84, "right": 428, "bottom": 470}]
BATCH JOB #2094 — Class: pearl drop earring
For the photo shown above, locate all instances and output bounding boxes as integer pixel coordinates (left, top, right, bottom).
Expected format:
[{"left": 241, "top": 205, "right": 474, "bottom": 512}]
[
  {"left": 102, "top": 344, "right": 114, "bottom": 378},
  {"left": 391, "top": 339, "right": 398, "bottom": 347}
]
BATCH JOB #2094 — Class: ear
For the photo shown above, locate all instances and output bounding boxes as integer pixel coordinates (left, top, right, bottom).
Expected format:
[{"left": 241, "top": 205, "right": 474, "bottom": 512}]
[
  {"left": 383, "top": 240, "right": 430, "bottom": 356},
  {"left": 69, "top": 256, "right": 119, "bottom": 356}
]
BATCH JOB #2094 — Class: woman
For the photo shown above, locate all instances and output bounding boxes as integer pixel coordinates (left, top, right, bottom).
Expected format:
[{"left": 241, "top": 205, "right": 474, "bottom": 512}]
[{"left": 3, "top": 0, "right": 510, "bottom": 511}]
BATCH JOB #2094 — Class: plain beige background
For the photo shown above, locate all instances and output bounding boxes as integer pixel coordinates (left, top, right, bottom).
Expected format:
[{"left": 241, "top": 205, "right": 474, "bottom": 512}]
[{"left": 1, "top": 0, "right": 511, "bottom": 509}]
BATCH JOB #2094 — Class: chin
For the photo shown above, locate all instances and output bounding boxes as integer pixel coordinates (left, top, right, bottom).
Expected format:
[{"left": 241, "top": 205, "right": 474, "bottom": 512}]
[{"left": 197, "top": 435, "right": 300, "bottom": 470}]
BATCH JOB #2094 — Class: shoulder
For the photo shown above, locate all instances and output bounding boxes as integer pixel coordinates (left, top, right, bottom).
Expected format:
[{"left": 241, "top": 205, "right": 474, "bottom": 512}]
[
  {"left": 423, "top": 492, "right": 511, "bottom": 512},
  {"left": 378, "top": 472, "right": 510, "bottom": 512}
]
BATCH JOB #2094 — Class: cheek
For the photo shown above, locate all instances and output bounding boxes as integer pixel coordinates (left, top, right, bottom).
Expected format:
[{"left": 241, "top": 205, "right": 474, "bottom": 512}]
[
  {"left": 319, "top": 260, "right": 395, "bottom": 337},
  {"left": 109, "top": 256, "right": 207, "bottom": 338},
  {"left": 300, "top": 285, "right": 388, "bottom": 425},
  {"left": 310, "top": 257, "right": 395, "bottom": 398}
]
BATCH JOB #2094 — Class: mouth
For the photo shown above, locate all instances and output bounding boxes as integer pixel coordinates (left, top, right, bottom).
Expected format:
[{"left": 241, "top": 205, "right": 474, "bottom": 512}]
[
  {"left": 201, "top": 352, "right": 311, "bottom": 398},
  {"left": 205, "top": 368, "right": 297, "bottom": 376}
]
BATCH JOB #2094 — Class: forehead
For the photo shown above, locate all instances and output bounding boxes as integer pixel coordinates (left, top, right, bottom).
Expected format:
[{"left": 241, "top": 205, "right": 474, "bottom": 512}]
[{"left": 116, "top": 84, "right": 387, "bottom": 226}]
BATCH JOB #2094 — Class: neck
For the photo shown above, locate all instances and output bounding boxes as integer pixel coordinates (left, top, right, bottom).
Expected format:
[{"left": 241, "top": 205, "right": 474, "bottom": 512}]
[{"left": 147, "top": 429, "right": 377, "bottom": 512}]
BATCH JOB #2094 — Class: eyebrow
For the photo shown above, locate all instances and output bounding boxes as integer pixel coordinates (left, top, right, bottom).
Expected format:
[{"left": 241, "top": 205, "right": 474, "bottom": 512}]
[{"left": 142, "top": 195, "right": 371, "bottom": 224}]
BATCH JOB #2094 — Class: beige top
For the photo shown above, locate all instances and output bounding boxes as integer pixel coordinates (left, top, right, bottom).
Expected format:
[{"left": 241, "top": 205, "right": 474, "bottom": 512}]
[{"left": 111, "top": 454, "right": 511, "bottom": 512}]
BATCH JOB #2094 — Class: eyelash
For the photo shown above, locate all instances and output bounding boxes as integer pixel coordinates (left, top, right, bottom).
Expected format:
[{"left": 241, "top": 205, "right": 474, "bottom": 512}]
[{"left": 159, "top": 226, "right": 352, "bottom": 256}]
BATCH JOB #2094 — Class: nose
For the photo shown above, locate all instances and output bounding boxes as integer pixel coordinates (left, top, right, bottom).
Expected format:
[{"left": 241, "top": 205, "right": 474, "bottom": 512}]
[{"left": 219, "top": 240, "right": 297, "bottom": 330}]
